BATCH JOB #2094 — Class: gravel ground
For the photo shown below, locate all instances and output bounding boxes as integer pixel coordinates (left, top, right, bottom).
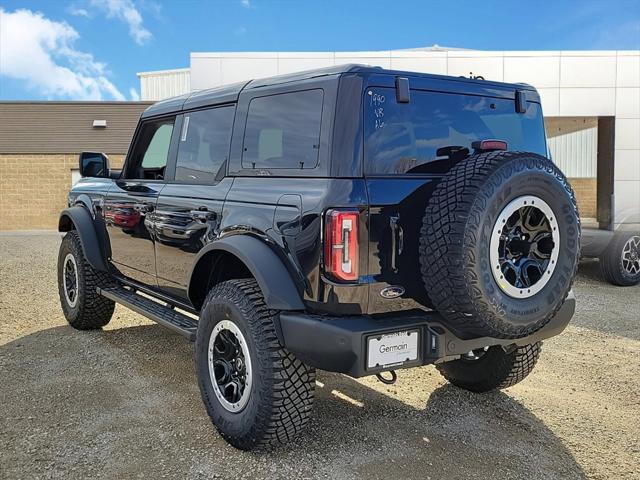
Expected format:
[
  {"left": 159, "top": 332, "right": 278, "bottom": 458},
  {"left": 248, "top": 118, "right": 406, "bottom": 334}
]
[{"left": 0, "top": 232, "right": 638, "bottom": 480}]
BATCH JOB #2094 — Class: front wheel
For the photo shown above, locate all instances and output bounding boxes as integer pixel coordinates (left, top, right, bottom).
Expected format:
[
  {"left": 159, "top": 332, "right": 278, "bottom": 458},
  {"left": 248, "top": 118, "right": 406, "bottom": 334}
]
[
  {"left": 57, "top": 231, "right": 115, "bottom": 329},
  {"left": 435, "top": 342, "right": 541, "bottom": 393},
  {"left": 195, "top": 279, "right": 316, "bottom": 450},
  {"left": 600, "top": 233, "right": 640, "bottom": 286}
]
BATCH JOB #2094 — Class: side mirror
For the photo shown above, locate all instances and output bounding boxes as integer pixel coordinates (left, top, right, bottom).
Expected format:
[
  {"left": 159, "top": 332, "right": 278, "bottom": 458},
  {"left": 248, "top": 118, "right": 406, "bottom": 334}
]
[{"left": 79, "top": 152, "right": 109, "bottom": 178}]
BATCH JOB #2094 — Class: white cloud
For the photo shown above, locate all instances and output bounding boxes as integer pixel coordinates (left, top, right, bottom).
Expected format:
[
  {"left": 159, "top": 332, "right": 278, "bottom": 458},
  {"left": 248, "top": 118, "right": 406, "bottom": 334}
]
[
  {"left": 129, "top": 87, "right": 140, "bottom": 101},
  {"left": 240, "top": 0, "right": 251, "bottom": 8},
  {"left": 0, "top": 8, "right": 125, "bottom": 100},
  {"left": 68, "top": 6, "right": 91, "bottom": 17},
  {"left": 89, "top": 0, "right": 151, "bottom": 45}
]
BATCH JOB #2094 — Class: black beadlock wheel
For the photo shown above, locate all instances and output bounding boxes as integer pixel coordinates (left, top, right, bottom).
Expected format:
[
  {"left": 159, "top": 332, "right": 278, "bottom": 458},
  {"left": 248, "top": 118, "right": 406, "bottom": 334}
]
[
  {"left": 419, "top": 151, "right": 581, "bottom": 339},
  {"left": 436, "top": 342, "right": 542, "bottom": 393},
  {"left": 195, "top": 279, "right": 316, "bottom": 450},
  {"left": 599, "top": 232, "right": 640, "bottom": 286},
  {"left": 57, "top": 231, "right": 115, "bottom": 329}
]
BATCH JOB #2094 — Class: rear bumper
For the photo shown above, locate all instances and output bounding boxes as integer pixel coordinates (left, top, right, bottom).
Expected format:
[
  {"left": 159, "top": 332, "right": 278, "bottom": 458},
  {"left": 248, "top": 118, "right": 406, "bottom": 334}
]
[{"left": 277, "top": 291, "right": 575, "bottom": 378}]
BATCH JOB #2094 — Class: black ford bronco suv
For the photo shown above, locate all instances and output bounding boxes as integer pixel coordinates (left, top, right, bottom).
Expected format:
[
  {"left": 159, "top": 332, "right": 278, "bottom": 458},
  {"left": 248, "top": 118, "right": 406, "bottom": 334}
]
[{"left": 57, "top": 65, "right": 580, "bottom": 450}]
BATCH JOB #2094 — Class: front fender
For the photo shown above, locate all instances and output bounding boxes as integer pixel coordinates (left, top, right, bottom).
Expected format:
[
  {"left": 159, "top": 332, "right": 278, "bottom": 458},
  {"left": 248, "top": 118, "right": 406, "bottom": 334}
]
[
  {"left": 58, "top": 206, "right": 108, "bottom": 272},
  {"left": 188, "top": 235, "right": 305, "bottom": 311}
]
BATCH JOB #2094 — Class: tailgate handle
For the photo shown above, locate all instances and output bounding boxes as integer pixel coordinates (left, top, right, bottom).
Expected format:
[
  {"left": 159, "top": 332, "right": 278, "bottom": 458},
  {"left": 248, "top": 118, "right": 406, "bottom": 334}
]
[{"left": 389, "top": 214, "right": 403, "bottom": 273}]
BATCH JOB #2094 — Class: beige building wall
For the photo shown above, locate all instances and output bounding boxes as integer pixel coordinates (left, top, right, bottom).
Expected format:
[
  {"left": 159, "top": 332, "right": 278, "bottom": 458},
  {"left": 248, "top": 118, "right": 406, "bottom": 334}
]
[
  {"left": 0, "top": 101, "right": 148, "bottom": 231},
  {"left": 568, "top": 178, "right": 598, "bottom": 220},
  {"left": 0, "top": 154, "right": 124, "bottom": 231}
]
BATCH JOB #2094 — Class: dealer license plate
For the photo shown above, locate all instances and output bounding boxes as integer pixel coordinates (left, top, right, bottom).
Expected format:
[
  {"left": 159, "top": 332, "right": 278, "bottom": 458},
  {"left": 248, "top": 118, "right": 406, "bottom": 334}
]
[{"left": 367, "top": 330, "right": 419, "bottom": 369}]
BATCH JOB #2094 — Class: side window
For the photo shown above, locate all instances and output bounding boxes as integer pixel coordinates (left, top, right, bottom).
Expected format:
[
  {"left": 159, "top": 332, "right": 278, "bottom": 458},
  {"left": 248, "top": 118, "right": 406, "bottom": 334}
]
[
  {"left": 242, "top": 89, "right": 323, "bottom": 170},
  {"left": 126, "top": 118, "right": 175, "bottom": 180},
  {"left": 175, "top": 106, "right": 235, "bottom": 183}
]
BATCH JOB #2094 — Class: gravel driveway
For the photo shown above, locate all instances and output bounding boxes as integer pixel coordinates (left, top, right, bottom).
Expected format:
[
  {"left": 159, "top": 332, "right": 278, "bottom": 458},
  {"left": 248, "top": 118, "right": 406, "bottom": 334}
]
[{"left": 1, "top": 232, "right": 638, "bottom": 479}]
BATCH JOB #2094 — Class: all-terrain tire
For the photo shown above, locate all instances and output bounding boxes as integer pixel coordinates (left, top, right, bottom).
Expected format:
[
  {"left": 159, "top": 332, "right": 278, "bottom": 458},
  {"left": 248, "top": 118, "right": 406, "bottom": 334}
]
[
  {"left": 436, "top": 342, "right": 541, "bottom": 393},
  {"left": 57, "top": 230, "right": 115, "bottom": 329},
  {"left": 195, "top": 279, "right": 316, "bottom": 450},
  {"left": 599, "top": 232, "right": 640, "bottom": 286},
  {"left": 419, "top": 151, "right": 581, "bottom": 339}
]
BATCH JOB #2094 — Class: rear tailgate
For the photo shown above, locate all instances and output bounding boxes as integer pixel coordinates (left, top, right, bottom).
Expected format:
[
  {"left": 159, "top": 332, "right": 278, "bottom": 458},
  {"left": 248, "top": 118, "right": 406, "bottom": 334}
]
[{"left": 363, "top": 82, "right": 547, "bottom": 314}]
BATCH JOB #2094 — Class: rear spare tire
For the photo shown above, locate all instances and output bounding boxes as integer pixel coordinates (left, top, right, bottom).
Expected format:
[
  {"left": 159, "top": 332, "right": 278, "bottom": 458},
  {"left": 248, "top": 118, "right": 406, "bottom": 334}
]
[{"left": 420, "top": 151, "right": 580, "bottom": 339}]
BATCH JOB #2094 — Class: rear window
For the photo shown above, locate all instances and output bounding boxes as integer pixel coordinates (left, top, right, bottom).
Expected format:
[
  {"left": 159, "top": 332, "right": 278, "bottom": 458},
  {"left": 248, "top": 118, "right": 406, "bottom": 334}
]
[
  {"left": 364, "top": 87, "right": 547, "bottom": 175},
  {"left": 242, "top": 89, "right": 324, "bottom": 170}
]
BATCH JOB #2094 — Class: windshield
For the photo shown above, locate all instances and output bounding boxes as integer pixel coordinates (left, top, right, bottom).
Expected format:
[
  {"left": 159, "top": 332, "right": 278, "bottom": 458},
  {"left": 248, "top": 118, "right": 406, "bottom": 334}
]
[{"left": 364, "top": 87, "right": 547, "bottom": 175}]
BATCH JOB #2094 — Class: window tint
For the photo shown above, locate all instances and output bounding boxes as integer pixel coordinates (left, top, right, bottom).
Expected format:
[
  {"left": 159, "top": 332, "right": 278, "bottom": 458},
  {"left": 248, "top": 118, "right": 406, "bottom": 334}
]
[
  {"left": 175, "top": 106, "right": 235, "bottom": 183},
  {"left": 364, "top": 88, "right": 547, "bottom": 175},
  {"left": 142, "top": 123, "right": 173, "bottom": 168},
  {"left": 126, "top": 118, "right": 174, "bottom": 180},
  {"left": 242, "top": 89, "right": 323, "bottom": 169}
]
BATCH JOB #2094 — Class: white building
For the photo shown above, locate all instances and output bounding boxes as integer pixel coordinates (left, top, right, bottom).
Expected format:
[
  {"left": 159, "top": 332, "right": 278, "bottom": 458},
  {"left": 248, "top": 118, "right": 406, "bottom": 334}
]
[{"left": 138, "top": 46, "right": 640, "bottom": 227}]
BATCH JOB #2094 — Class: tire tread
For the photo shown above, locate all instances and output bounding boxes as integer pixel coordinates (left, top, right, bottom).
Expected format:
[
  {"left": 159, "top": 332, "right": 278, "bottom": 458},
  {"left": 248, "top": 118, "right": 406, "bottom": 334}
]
[
  {"left": 58, "top": 231, "right": 114, "bottom": 329},
  {"left": 199, "top": 279, "right": 315, "bottom": 450},
  {"left": 419, "top": 151, "right": 580, "bottom": 339},
  {"left": 436, "top": 342, "right": 542, "bottom": 392}
]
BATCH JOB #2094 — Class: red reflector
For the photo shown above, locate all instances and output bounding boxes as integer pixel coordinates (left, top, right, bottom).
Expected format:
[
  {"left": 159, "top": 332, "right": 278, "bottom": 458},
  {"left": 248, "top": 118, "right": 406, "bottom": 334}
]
[
  {"left": 472, "top": 139, "right": 508, "bottom": 151},
  {"left": 324, "top": 209, "right": 359, "bottom": 282}
]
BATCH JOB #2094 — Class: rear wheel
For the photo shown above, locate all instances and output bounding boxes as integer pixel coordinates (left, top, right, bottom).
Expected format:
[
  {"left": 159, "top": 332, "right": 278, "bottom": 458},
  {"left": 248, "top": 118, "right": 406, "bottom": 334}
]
[
  {"left": 436, "top": 342, "right": 541, "bottom": 393},
  {"left": 57, "top": 231, "right": 115, "bottom": 329},
  {"left": 420, "top": 151, "right": 580, "bottom": 339},
  {"left": 600, "top": 233, "right": 640, "bottom": 286},
  {"left": 195, "top": 279, "right": 315, "bottom": 450}
]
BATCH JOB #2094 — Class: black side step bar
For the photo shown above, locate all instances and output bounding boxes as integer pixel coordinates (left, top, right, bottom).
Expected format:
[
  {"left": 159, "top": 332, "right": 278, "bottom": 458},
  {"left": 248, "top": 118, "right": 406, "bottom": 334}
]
[{"left": 98, "top": 285, "right": 198, "bottom": 341}]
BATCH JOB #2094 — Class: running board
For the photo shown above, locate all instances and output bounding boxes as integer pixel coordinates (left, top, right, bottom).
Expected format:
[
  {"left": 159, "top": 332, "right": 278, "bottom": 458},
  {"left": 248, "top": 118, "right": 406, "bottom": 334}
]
[{"left": 97, "top": 285, "right": 197, "bottom": 341}]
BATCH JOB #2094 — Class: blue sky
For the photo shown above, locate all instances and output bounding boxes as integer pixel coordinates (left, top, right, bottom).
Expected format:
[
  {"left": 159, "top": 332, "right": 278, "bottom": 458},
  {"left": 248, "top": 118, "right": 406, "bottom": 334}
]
[{"left": 1, "top": 0, "right": 639, "bottom": 101}]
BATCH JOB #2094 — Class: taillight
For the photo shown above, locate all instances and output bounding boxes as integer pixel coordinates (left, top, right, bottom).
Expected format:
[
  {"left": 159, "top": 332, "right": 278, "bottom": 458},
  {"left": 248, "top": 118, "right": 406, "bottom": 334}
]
[{"left": 324, "top": 209, "right": 359, "bottom": 282}]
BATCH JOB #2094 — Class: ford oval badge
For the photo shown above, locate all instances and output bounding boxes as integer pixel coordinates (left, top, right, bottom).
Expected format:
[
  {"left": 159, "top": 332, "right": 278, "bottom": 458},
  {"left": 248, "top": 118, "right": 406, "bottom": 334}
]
[{"left": 380, "top": 286, "right": 405, "bottom": 299}]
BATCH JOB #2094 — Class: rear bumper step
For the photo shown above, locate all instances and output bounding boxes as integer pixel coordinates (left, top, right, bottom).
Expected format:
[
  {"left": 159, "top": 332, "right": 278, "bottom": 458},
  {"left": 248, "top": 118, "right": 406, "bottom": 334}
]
[
  {"left": 278, "top": 292, "right": 575, "bottom": 378},
  {"left": 98, "top": 285, "right": 197, "bottom": 341}
]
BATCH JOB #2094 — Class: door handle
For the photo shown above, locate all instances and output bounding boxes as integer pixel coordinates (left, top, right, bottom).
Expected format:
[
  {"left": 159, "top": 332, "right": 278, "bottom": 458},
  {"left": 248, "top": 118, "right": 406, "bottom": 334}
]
[
  {"left": 190, "top": 208, "right": 216, "bottom": 222},
  {"left": 133, "top": 203, "right": 154, "bottom": 213}
]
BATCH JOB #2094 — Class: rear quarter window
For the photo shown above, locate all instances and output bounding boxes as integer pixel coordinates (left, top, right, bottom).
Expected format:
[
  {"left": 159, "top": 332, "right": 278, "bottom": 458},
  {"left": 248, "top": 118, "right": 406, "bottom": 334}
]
[
  {"left": 242, "top": 89, "right": 324, "bottom": 170},
  {"left": 364, "top": 87, "right": 547, "bottom": 175}
]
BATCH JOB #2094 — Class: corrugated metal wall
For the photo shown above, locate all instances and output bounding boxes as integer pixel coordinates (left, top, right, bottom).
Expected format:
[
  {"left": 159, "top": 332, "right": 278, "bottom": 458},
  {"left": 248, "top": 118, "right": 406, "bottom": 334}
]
[
  {"left": 545, "top": 117, "right": 598, "bottom": 178},
  {"left": 138, "top": 68, "right": 191, "bottom": 101},
  {"left": 0, "top": 102, "right": 151, "bottom": 154}
]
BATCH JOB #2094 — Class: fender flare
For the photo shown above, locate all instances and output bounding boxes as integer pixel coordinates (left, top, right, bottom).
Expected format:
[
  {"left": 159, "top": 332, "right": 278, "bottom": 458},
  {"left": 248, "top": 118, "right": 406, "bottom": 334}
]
[
  {"left": 188, "top": 235, "right": 305, "bottom": 311},
  {"left": 58, "top": 206, "right": 109, "bottom": 272},
  {"left": 74, "top": 194, "right": 94, "bottom": 214}
]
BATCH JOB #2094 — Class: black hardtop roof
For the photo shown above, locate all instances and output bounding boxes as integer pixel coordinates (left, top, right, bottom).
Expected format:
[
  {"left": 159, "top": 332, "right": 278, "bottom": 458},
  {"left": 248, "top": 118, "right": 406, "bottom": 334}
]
[{"left": 141, "top": 63, "right": 536, "bottom": 118}]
